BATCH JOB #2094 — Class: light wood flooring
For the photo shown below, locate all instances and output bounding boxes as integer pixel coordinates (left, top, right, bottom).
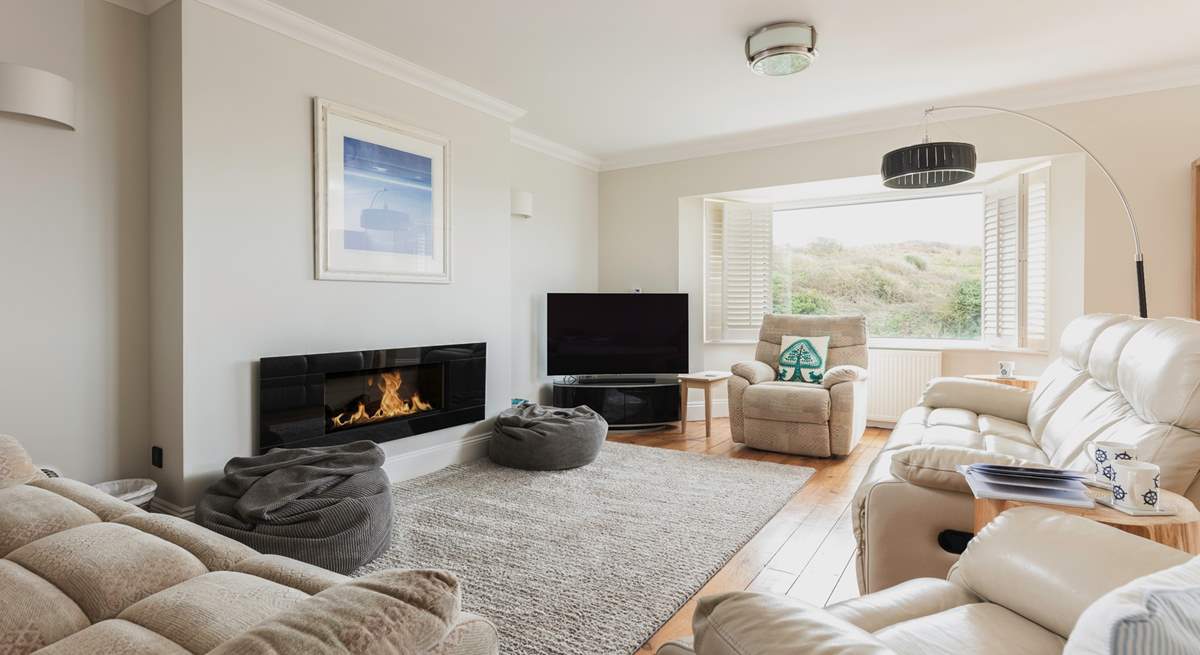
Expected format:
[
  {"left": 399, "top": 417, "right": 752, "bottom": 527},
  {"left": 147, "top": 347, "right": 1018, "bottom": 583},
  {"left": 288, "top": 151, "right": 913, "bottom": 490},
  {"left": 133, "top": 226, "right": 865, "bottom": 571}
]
[{"left": 606, "top": 418, "right": 890, "bottom": 652}]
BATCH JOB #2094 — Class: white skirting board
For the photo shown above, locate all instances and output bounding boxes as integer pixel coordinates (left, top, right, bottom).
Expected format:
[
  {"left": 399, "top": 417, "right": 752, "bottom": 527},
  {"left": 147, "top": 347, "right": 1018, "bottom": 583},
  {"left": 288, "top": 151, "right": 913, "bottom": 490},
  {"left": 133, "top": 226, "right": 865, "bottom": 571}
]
[
  {"left": 685, "top": 399, "right": 730, "bottom": 421},
  {"left": 381, "top": 433, "right": 492, "bottom": 482}
]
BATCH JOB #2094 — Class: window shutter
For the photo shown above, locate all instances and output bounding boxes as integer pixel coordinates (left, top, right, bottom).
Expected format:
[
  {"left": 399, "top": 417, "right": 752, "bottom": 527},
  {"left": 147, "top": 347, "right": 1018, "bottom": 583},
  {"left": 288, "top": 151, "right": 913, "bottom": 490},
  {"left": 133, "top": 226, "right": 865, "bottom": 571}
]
[
  {"left": 983, "top": 178, "right": 1020, "bottom": 347},
  {"left": 1023, "top": 167, "right": 1050, "bottom": 351},
  {"left": 704, "top": 200, "right": 772, "bottom": 342}
]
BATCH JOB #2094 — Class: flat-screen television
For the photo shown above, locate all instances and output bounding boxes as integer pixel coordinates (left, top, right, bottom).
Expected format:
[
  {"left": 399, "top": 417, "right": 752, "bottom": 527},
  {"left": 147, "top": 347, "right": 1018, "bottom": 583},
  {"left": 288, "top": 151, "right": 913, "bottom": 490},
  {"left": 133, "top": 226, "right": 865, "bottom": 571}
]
[{"left": 547, "top": 293, "right": 688, "bottom": 375}]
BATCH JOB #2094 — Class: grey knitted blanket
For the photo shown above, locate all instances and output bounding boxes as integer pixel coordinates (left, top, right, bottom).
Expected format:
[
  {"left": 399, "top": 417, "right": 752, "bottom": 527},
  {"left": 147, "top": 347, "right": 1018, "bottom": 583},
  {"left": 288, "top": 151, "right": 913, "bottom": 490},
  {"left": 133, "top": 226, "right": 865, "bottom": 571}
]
[{"left": 196, "top": 440, "right": 393, "bottom": 574}]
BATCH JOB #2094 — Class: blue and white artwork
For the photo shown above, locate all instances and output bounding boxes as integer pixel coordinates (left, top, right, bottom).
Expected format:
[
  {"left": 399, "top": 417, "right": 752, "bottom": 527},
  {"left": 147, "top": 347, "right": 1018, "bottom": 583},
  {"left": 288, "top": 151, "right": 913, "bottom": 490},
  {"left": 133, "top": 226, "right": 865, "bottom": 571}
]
[
  {"left": 340, "top": 137, "right": 433, "bottom": 256},
  {"left": 315, "top": 98, "right": 450, "bottom": 283}
]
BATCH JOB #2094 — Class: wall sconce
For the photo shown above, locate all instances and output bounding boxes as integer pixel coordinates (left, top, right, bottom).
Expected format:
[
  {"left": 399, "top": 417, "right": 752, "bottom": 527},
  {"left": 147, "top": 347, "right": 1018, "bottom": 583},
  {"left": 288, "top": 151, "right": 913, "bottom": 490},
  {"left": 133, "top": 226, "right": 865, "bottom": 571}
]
[
  {"left": 0, "top": 62, "right": 76, "bottom": 130},
  {"left": 511, "top": 190, "right": 534, "bottom": 219}
]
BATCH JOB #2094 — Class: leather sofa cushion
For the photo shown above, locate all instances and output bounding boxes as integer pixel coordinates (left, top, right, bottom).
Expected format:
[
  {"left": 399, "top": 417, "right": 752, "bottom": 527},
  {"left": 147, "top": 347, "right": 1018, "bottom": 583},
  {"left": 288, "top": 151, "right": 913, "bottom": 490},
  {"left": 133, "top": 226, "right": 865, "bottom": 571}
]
[
  {"left": 1087, "top": 318, "right": 1148, "bottom": 391},
  {"left": 743, "top": 383, "right": 830, "bottom": 423},
  {"left": 889, "top": 445, "right": 1033, "bottom": 493},
  {"left": 920, "top": 378, "right": 1031, "bottom": 424},
  {"left": 692, "top": 591, "right": 894, "bottom": 655},
  {"left": 826, "top": 578, "right": 979, "bottom": 633},
  {"left": 1058, "top": 314, "right": 1130, "bottom": 371},
  {"left": 875, "top": 603, "right": 1065, "bottom": 655},
  {"left": 1118, "top": 317, "right": 1200, "bottom": 430}
]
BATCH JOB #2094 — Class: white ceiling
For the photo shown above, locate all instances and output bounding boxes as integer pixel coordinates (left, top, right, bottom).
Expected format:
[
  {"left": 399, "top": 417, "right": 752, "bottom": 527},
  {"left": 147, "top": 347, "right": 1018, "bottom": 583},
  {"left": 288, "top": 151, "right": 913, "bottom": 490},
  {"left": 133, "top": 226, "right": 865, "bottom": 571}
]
[{"left": 264, "top": 1, "right": 1200, "bottom": 169}]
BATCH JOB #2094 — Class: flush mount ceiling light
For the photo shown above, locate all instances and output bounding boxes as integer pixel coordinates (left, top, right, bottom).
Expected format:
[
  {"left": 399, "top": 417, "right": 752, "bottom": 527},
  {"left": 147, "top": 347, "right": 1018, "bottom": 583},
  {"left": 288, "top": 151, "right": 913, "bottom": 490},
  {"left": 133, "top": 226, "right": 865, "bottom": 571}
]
[{"left": 745, "top": 22, "right": 817, "bottom": 76}]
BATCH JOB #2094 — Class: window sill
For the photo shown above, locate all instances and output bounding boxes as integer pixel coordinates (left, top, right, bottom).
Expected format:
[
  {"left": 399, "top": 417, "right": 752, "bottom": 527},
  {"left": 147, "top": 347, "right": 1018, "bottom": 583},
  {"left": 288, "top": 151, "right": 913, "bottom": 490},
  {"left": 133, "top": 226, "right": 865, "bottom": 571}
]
[{"left": 868, "top": 338, "right": 1047, "bottom": 355}]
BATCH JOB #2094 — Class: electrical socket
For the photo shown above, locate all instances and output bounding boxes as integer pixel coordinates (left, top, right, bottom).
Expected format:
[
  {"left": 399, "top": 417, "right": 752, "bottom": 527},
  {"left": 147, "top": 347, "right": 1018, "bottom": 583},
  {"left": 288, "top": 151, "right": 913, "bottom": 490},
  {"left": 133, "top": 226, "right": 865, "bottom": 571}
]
[{"left": 151, "top": 446, "right": 163, "bottom": 468}]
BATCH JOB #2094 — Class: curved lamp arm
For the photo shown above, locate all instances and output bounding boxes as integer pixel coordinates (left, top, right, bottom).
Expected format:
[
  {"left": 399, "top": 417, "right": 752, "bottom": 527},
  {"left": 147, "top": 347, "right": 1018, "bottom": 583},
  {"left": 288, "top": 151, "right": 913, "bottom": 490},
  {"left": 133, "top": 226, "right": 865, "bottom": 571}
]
[{"left": 927, "top": 104, "right": 1148, "bottom": 318}]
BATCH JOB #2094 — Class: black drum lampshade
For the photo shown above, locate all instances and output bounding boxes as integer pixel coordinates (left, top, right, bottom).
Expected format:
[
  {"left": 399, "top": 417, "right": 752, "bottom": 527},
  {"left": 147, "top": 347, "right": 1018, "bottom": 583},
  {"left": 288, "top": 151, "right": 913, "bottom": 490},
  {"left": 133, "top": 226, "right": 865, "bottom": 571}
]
[{"left": 881, "top": 141, "right": 977, "bottom": 189}]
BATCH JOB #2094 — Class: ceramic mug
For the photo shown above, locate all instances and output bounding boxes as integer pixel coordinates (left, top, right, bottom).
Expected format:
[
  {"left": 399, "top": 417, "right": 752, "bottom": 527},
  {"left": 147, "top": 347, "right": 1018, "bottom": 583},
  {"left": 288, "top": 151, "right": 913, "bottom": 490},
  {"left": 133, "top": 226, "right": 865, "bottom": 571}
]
[
  {"left": 1112, "top": 461, "right": 1161, "bottom": 511},
  {"left": 998, "top": 361, "right": 1016, "bottom": 378},
  {"left": 1090, "top": 440, "right": 1137, "bottom": 483}
]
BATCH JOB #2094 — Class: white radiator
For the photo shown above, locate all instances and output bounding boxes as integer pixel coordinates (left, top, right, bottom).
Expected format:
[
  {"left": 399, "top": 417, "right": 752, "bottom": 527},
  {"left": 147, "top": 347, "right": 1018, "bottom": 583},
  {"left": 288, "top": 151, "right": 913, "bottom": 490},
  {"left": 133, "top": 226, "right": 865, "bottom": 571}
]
[{"left": 867, "top": 349, "right": 943, "bottom": 425}]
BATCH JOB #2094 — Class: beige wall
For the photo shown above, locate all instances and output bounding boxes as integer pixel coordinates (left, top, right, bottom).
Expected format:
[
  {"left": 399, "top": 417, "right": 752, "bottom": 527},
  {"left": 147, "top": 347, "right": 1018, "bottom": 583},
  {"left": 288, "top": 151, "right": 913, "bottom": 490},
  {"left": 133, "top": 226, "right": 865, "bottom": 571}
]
[
  {"left": 0, "top": 0, "right": 149, "bottom": 483},
  {"left": 508, "top": 144, "right": 599, "bottom": 404}
]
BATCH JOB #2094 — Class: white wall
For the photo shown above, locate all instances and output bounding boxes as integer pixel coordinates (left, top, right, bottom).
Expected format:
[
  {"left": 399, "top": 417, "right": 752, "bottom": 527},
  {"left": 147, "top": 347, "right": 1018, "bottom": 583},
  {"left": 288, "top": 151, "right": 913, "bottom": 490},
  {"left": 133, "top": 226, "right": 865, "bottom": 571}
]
[
  {"left": 508, "top": 144, "right": 599, "bottom": 404},
  {"left": 0, "top": 0, "right": 149, "bottom": 483}
]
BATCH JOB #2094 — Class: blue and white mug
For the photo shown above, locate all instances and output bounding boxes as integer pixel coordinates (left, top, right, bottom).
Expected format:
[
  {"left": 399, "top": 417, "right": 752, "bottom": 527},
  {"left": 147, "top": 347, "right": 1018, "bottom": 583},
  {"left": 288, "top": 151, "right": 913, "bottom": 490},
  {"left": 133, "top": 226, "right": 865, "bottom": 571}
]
[
  {"left": 1112, "top": 460, "right": 1160, "bottom": 511},
  {"left": 1089, "top": 440, "right": 1137, "bottom": 483}
]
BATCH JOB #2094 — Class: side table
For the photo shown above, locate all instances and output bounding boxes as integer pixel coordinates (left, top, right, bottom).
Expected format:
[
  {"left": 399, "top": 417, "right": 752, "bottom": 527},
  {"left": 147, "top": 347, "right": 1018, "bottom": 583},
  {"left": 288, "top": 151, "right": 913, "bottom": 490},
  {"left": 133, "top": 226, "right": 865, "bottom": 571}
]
[
  {"left": 963, "top": 374, "right": 1039, "bottom": 391},
  {"left": 973, "top": 486, "right": 1200, "bottom": 554},
  {"left": 678, "top": 372, "right": 732, "bottom": 438}
]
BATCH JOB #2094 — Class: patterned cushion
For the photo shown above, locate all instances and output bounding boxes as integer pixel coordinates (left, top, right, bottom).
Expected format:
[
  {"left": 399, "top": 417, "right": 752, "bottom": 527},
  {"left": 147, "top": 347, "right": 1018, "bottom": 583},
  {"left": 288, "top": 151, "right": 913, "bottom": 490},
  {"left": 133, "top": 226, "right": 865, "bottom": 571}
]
[
  {"left": 778, "top": 335, "right": 829, "bottom": 384},
  {"left": 0, "top": 434, "right": 46, "bottom": 489},
  {"left": 1110, "top": 588, "right": 1200, "bottom": 654}
]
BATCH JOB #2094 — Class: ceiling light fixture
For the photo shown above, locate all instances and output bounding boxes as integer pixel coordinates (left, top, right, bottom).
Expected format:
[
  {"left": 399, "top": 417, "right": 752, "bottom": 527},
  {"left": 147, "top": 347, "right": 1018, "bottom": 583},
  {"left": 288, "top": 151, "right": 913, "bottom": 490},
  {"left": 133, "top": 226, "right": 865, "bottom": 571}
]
[{"left": 745, "top": 22, "right": 817, "bottom": 77}]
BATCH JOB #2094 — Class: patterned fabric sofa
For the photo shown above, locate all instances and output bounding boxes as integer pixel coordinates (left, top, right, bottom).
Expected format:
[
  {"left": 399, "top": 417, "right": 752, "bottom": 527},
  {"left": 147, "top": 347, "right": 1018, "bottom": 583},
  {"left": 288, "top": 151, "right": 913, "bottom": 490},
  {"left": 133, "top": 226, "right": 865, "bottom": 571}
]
[{"left": 0, "top": 435, "right": 498, "bottom": 654}]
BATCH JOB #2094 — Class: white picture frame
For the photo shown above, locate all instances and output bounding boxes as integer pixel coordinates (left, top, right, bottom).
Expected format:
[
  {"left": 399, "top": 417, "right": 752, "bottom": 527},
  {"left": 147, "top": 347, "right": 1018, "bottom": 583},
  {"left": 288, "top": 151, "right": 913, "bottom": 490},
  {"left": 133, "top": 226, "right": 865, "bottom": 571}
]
[{"left": 313, "top": 97, "right": 451, "bottom": 283}]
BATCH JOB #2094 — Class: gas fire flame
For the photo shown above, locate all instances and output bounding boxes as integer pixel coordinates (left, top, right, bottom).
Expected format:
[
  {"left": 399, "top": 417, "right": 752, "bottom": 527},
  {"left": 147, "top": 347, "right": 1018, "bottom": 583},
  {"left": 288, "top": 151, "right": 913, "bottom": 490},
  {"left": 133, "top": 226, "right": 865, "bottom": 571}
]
[{"left": 330, "top": 370, "right": 433, "bottom": 429}]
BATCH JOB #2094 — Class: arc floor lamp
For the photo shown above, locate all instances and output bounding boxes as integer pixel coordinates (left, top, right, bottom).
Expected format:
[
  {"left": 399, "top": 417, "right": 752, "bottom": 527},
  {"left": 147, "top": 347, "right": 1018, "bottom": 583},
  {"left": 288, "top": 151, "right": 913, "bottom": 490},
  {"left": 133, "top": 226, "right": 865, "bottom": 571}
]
[{"left": 881, "top": 105, "right": 1147, "bottom": 318}]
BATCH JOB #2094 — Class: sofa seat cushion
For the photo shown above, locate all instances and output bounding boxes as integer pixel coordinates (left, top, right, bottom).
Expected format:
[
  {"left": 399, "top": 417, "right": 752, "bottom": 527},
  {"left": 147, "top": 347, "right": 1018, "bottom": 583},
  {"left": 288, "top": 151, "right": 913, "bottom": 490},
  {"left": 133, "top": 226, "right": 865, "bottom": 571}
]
[
  {"left": 983, "top": 435, "right": 1049, "bottom": 463},
  {"left": 119, "top": 571, "right": 308, "bottom": 653},
  {"left": 32, "top": 619, "right": 191, "bottom": 655},
  {"left": 883, "top": 405, "right": 1049, "bottom": 463},
  {"left": 743, "top": 382, "right": 830, "bottom": 423},
  {"left": 874, "top": 603, "right": 1065, "bottom": 655},
  {"left": 0, "top": 484, "right": 100, "bottom": 557},
  {"left": 0, "top": 559, "right": 90, "bottom": 653},
  {"left": 977, "top": 415, "right": 1035, "bottom": 446},
  {"left": 692, "top": 591, "right": 894, "bottom": 655},
  {"left": 7, "top": 522, "right": 208, "bottom": 622}
]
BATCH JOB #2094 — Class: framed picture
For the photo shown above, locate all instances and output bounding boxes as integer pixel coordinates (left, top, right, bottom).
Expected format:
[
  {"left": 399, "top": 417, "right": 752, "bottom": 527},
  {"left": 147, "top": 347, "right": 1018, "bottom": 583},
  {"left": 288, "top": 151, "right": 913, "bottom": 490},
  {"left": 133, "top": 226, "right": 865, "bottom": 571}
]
[{"left": 313, "top": 98, "right": 451, "bottom": 283}]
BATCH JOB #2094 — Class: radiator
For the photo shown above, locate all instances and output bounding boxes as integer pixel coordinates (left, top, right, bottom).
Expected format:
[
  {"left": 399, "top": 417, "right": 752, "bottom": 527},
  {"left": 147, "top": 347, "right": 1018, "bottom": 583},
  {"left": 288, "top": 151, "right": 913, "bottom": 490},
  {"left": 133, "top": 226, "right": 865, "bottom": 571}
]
[{"left": 867, "top": 349, "right": 943, "bottom": 425}]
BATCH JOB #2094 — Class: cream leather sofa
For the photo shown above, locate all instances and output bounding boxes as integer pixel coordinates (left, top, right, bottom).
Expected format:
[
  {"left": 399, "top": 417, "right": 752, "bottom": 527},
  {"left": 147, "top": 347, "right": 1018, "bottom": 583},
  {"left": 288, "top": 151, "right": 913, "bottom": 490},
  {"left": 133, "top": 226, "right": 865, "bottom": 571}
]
[
  {"left": 729, "top": 314, "right": 869, "bottom": 457},
  {"left": 853, "top": 313, "right": 1200, "bottom": 593},
  {"left": 658, "top": 506, "right": 1196, "bottom": 655},
  {"left": 0, "top": 435, "right": 498, "bottom": 655}
]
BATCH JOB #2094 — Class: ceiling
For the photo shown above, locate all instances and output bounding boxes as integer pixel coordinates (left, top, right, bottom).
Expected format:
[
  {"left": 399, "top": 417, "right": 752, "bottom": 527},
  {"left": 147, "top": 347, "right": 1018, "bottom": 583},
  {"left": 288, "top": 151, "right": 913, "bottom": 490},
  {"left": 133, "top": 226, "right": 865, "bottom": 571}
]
[{"left": 265, "top": 0, "right": 1200, "bottom": 169}]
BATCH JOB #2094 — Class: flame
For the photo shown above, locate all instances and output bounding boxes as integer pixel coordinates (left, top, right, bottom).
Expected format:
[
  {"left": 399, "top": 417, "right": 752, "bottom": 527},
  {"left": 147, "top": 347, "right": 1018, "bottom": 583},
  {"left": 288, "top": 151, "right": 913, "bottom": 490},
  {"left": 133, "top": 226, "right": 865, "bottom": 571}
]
[{"left": 330, "top": 370, "right": 433, "bottom": 429}]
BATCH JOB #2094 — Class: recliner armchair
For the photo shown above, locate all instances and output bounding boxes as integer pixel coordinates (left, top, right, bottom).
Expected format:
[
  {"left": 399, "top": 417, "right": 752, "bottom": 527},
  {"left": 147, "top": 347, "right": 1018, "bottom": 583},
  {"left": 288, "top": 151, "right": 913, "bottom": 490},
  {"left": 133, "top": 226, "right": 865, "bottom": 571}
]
[
  {"left": 658, "top": 506, "right": 1197, "bottom": 655},
  {"left": 853, "top": 313, "right": 1200, "bottom": 593},
  {"left": 728, "top": 314, "right": 869, "bottom": 457}
]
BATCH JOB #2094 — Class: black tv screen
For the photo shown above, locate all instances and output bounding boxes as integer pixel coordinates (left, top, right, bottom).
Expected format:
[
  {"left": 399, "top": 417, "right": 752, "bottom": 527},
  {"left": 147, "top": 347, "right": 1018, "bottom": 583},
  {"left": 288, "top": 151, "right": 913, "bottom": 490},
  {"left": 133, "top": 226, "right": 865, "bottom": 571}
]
[{"left": 547, "top": 293, "right": 688, "bottom": 375}]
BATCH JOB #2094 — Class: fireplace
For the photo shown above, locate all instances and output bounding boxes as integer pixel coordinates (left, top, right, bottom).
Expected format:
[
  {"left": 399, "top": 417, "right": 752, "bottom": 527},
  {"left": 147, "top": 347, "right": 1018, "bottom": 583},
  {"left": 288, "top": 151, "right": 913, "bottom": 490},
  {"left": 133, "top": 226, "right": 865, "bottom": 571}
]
[{"left": 258, "top": 343, "right": 485, "bottom": 453}]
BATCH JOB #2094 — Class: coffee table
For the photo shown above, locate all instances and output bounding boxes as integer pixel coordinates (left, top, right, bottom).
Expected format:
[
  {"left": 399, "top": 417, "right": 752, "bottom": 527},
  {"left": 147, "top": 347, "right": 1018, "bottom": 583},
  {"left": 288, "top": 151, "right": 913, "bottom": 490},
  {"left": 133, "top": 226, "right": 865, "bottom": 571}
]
[
  {"left": 973, "top": 485, "right": 1200, "bottom": 554},
  {"left": 678, "top": 372, "right": 731, "bottom": 438}
]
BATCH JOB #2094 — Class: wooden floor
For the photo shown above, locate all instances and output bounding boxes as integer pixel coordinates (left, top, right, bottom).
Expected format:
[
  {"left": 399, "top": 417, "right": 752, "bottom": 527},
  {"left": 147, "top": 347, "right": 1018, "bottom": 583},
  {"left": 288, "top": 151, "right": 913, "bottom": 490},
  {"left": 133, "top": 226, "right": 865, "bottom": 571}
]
[{"left": 607, "top": 418, "right": 890, "bottom": 653}]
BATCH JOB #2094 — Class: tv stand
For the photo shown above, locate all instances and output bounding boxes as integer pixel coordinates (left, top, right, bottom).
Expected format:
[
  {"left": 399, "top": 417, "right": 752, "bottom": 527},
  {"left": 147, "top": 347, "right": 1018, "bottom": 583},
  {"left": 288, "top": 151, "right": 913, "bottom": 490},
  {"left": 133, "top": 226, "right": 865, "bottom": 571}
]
[{"left": 553, "top": 379, "right": 680, "bottom": 429}]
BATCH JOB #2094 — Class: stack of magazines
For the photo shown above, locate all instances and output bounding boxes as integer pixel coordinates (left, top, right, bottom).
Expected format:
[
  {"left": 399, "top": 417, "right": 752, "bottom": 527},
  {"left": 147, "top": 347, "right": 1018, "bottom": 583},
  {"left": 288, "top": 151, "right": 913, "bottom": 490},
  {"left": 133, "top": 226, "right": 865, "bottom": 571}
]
[{"left": 958, "top": 463, "right": 1094, "bottom": 508}]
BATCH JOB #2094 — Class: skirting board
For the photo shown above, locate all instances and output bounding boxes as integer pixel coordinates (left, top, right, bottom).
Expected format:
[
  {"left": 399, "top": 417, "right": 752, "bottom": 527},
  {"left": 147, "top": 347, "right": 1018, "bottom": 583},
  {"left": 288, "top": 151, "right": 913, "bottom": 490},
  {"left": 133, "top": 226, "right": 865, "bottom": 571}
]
[
  {"left": 685, "top": 399, "right": 729, "bottom": 421},
  {"left": 150, "top": 496, "right": 195, "bottom": 521},
  {"left": 381, "top": 433, "right": 492, "bottom": 482}
]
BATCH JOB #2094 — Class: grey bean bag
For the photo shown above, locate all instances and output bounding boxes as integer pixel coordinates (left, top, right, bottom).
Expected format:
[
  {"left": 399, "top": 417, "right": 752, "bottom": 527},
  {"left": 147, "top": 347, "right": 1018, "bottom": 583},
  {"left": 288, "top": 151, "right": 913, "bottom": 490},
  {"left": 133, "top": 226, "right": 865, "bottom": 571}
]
[
  {"left": 489, "top": 402, "right": 608, "bottom": 470},
  {"left": 195, "top": 440, "right": 393, "bottom": 574}
]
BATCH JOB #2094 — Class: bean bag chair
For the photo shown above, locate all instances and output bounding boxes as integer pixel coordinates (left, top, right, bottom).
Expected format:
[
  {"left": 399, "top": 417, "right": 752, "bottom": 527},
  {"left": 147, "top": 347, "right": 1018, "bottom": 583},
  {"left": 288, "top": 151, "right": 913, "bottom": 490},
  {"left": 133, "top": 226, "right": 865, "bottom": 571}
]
[
  {"left": 196, "top": 440, "right": 393, "bottom": 574},
  {"left": 488, "top": 402, "right": 608, "bottom": 470}
]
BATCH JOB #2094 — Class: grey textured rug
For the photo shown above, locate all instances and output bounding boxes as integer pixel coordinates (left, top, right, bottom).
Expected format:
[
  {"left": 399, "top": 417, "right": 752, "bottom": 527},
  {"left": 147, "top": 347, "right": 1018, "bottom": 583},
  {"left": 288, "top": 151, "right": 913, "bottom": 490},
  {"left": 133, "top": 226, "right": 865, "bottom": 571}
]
[{"left": 354, "top": 441, "right": 814, "bottom": 655}]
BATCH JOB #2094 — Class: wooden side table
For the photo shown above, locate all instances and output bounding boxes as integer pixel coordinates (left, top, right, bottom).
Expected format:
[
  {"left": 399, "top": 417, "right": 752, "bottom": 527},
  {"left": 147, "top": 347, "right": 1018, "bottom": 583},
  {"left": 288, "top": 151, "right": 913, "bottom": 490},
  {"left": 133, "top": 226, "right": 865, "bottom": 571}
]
[
  {"left": 973, "top": 486, "right": 1200, "bottom": 554},
  {"left": 678, "top": 372, "right": 732, "bottom": 438},
  {"left": 963, "top": 374, "right": 1039, "bottom": 391}
]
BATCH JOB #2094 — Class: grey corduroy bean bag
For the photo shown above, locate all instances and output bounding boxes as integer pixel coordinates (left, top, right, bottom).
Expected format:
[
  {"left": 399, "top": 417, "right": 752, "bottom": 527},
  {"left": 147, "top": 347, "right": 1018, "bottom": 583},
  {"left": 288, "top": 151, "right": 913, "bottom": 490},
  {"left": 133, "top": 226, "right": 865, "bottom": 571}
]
[
  {"left": 195, "top": 440, "right": 393, "bottom": 574},
  {"left": 488, "top": 402, "right": 609, "bottom": 470}
]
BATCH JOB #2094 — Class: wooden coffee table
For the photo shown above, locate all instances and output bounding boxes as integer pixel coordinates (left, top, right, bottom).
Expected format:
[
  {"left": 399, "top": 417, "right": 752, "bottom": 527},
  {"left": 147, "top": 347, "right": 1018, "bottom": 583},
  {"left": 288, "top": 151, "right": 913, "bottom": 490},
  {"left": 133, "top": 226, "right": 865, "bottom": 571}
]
[{"left": 973, "top": 486, "right": 1200, "bottom": 554}]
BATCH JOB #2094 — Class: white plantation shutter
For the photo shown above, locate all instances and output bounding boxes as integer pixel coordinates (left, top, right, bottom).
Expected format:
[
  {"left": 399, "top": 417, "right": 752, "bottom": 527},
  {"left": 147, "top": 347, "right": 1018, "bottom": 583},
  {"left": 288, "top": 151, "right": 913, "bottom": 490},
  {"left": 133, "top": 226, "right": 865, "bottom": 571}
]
[
  {"left": 983, "top": 178, "right": 1020, "bottom": 347},
  {"left": 704, "top": 200, "right": 772, "bottom": 342},
  {"left": 1023, "top": 167, "right": 1050, "bottom": 351},
  {"left": 982, "top": 166, "right": 1051, "bottom": 350}
]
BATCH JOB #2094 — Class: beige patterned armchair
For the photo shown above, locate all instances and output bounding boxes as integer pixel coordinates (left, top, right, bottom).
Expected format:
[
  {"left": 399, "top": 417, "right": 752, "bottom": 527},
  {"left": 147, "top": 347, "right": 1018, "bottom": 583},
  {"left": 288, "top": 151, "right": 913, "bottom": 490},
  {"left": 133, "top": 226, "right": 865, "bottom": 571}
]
[{"left": 728, "top": 315, "right": 869, "bottom": 457}]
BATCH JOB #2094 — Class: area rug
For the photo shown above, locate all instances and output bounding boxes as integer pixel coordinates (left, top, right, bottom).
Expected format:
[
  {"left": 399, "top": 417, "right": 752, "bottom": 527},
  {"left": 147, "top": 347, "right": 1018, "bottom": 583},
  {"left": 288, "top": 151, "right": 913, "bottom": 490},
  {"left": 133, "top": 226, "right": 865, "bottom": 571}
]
[{"left": 354, "top": 441, "right": 814, "bottom": 655}]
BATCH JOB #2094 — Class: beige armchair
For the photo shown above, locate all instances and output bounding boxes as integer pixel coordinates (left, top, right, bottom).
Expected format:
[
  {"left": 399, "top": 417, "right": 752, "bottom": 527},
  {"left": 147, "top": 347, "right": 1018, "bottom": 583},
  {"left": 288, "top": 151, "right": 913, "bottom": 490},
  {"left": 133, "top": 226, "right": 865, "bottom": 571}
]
[
  {"left": 659, "top": 506, "right": 1197, "bottom": 655},
  {"left": 728, "top": 314, "right": 869, "bottom": 457}
]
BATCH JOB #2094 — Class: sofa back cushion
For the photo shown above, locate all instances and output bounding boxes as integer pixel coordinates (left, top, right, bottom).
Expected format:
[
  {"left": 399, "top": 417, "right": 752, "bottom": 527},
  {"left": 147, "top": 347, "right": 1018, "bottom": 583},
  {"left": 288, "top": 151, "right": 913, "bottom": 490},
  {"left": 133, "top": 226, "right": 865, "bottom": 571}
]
[
  {"left": 754, "top": 314, "right": 868, "bottom": 373},
  {"left": 0, "top": 434, "right": 47, "bottom": 489}
]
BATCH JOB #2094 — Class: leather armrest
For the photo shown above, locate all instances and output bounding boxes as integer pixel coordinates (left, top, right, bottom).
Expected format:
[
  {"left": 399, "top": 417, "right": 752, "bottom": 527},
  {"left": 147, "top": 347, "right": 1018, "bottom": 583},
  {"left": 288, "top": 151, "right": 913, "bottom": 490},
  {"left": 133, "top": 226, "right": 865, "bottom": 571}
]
[
  {"left": 207, "top": 569, "right": 462, "bottom": 654},
  {"left": 826, "top": 577, "right": 979, "bottom": 633},
  {"left": 823, "top": 365, "right": 868, "bottom": 389},
  {"left": 951, "top": 506, "right": 1194, "bottom": 638},
  {"left": 731, "top": 360, "right": 775, "bottom": 385},
  {"left": 693, "top": 592, "right": 896, "bottom": 655},
  {"left": 889, "top": 445, "right": 1036, "bottom": 493},
  {"left": 920, "top": 377, "right": 1031, "bottom": 423}
]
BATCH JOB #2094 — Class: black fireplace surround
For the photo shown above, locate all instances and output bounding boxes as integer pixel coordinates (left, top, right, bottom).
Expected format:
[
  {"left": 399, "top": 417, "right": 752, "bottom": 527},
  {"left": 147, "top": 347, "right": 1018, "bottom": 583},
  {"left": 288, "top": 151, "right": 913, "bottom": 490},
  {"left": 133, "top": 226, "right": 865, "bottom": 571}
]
[{"left": 258, "top": 343, "right": 486, "bottom": 453}]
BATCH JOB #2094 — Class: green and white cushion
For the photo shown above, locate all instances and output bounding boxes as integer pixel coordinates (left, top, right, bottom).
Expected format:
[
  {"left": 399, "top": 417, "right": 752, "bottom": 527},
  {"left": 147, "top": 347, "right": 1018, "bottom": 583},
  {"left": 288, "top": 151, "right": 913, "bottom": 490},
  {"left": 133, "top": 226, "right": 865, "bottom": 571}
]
[{"left": 778, "top": 335, "right": 829, "bottom": 384}]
